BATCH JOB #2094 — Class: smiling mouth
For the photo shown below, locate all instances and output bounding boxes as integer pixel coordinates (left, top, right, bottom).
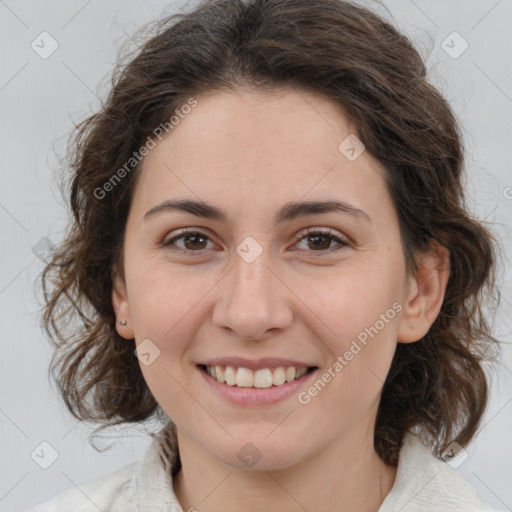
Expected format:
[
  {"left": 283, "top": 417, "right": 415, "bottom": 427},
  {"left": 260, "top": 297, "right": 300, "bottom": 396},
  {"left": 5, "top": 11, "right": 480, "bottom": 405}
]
[{"left": 198, "top": 364, "right": 317, "bottom": 389}]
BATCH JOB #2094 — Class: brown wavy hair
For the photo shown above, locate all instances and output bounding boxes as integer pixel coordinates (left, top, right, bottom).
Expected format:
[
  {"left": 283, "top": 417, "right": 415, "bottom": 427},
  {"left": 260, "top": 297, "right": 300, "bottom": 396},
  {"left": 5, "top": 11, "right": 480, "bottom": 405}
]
[{"left": 40, "top": 0, "right": 501, "bottom": 465}]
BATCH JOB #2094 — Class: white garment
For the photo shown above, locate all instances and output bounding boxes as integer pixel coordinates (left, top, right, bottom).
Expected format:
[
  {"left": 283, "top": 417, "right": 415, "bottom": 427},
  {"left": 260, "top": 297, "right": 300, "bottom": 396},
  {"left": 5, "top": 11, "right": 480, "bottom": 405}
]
[{"left": 26, "top": 423, "right": 502, "bottom": 512}]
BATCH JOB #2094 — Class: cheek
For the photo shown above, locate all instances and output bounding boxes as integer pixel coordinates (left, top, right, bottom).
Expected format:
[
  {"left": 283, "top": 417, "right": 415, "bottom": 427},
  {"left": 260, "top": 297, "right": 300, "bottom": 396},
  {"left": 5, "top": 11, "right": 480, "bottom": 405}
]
[
  {"left": 296, "top": 258, "right": 403, "bottom": 347},
  {"left": 129, "top": 262, "right": 220, "bottom": 344},
  {"left": 131, "top": 267, "right": 205, "bottom": 416},
  {"left": 297, "top": 260, "right": 403, "bottom": 402},
  {"left": 297, "top": 310, "right": 400, "bottom": 436}
]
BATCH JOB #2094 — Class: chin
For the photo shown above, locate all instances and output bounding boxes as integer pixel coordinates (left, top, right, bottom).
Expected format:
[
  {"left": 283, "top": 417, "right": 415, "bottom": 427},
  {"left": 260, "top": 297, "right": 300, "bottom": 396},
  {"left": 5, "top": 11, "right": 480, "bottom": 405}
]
[{"left": 206, "top": 433, "right": 308, "bottom": 472}]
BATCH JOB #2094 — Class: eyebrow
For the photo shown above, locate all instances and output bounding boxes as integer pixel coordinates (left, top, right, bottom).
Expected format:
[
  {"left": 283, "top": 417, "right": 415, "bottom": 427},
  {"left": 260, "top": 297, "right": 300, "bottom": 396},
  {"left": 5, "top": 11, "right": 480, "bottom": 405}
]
[{"left": 143, "top": 198, "right": 371, "bottom": 224}]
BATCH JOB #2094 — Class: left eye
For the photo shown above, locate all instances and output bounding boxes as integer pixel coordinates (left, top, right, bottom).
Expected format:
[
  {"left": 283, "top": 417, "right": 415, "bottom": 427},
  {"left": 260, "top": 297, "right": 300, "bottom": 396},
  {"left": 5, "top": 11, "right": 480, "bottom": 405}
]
[
  {"left": 162, "top": 228, "right": 348, "bottom": 255},
  {"left": 292, "top": 227, "right": 349, "bottom": 253}
]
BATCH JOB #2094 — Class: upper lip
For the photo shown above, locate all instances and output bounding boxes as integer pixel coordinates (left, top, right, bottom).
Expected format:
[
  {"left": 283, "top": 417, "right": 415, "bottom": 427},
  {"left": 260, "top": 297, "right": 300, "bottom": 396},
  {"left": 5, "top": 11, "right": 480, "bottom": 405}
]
[{"left": 199, "top": 357, "right": 317, "bottom": 371}]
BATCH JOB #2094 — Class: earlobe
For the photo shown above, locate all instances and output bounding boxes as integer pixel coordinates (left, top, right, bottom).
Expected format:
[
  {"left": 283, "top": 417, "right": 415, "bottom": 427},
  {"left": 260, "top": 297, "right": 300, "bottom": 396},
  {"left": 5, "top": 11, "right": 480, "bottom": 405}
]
[
  {"left": 397, "top": 242, "right": 450, "bottom": 344},
  {"left": 112, "top": 273, "right": 134, "bottom": 339}
]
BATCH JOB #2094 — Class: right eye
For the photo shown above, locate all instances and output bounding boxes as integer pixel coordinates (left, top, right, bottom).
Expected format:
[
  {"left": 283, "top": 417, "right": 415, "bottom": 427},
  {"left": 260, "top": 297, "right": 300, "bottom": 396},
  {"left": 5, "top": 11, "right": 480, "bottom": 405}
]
[{"left": 162, "top": 229, "right": 215, "bottom": 255}]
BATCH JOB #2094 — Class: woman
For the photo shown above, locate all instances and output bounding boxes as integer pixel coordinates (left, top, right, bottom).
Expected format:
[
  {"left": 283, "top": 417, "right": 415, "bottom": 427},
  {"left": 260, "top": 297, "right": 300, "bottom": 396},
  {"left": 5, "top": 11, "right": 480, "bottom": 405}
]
[{"left": 29, "top": 0, "right": 503, "bottom": 510}]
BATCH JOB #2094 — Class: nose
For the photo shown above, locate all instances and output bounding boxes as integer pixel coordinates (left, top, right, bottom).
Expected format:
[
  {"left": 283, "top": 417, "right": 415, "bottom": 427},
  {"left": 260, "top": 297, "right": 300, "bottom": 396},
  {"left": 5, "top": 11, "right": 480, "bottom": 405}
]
[{"left": 212, "top": 248, "right": 293, "bottom": 341}]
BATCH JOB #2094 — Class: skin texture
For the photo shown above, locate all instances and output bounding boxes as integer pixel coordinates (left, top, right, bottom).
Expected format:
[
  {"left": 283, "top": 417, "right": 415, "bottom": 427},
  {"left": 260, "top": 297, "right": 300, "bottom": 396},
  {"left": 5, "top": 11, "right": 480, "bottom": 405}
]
[{"left": 112, "top": 87, "right": 450, "bottom": 512}]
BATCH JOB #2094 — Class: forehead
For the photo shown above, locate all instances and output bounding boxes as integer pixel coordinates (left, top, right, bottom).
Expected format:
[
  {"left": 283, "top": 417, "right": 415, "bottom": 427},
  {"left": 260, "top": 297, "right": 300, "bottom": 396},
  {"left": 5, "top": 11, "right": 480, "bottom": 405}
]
[
  {"left": 131, "top": 87, "right": 391, "bottom": 224},
  {"left": 170, "top": 86, "right": 354, "bottom": 159}
]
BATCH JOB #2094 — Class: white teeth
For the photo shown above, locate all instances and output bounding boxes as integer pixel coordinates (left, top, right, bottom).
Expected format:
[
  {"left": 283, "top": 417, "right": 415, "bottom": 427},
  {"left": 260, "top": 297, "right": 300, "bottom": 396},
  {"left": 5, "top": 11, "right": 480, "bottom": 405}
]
[
  {"left": 216, "top": 365, "right": 225, "bottom": 383},
  {"left": 236, "top": 367, "right": 253, "bottom": 387},
  {"left": 204, "top": 365, "right": 311, "bottom": 388},
  {"left": 295, "top": 367, "right": 308, "bottom": 379},
  {"left": 285, "top": 367, "right": 296, "bottom": 382},
  {"left": 253, "top": 368, "right": 273, "bottom": 388},
  {"left": 272, "top": 367, "right": 286, "bottom": 386},
  {"left": 224, "top": 366, "right": 237, "bottom": 386}
]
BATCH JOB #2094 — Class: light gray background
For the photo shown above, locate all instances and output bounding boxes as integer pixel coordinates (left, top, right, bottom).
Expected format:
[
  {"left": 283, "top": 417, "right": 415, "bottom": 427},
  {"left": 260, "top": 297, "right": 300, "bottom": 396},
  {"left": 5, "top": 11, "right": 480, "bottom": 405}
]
[{"left": 0, "top": 1, "right": 511, "bottom": 511}]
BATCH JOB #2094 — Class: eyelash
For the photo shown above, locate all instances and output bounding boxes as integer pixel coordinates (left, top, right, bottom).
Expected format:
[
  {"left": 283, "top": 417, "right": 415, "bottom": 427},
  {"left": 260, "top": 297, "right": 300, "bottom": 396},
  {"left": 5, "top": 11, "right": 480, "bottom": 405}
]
[{"left": 162, "top": 227, "right": 349, "bottom": 257}]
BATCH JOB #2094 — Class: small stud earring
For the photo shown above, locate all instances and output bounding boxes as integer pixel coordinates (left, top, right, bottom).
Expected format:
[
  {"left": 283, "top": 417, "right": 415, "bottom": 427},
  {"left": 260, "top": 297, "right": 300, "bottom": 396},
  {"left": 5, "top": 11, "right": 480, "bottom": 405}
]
[{"left": 119, "top": 320, "right": 127, "bottom": 326}]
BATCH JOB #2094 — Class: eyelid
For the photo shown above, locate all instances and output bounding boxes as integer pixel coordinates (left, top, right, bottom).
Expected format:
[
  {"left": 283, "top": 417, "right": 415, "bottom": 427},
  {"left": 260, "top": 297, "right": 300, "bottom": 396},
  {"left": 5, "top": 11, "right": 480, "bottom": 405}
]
[
  {"left": 292, "top": 226, "right": 347, "bottom": 243},
  {"left": 290, "top": 226, "right": 350, "bottom": 255},
  {"left": 162, "top": 227, "right": 217, "bottom": 251}
]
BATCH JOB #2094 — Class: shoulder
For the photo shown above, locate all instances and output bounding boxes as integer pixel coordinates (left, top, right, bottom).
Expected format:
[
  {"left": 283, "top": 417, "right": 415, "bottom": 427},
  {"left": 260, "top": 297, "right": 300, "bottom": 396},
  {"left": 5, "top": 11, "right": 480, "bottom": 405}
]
[
  {"left": 379, "top": 432, "right": 503, "bottom": 512},
  {"left": 24, "top": 423, "right": 182, "bottom": 512},
  {"left": 24, "top": 462, "right": 138, "bottom": 512}
]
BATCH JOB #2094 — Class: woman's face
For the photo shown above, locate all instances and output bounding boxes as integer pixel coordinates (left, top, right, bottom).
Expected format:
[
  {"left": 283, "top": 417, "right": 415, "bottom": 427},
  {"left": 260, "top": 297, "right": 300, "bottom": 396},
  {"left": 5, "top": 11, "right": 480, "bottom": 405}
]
[{"left": 113, "top": 87, "right": 430, "bottom": 470}]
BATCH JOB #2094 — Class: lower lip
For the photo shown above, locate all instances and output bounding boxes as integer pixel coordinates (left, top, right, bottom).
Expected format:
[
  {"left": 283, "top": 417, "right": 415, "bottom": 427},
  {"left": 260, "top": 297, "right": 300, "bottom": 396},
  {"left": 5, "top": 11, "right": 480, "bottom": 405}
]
[{"left": 197, "top": 366, "right": 318, "bottom": 406}]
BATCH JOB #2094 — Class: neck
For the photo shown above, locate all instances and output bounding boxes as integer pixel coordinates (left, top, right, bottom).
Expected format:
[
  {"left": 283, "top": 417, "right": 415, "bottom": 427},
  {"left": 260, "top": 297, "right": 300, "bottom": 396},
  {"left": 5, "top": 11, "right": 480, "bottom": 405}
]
[{"left": 173, "top": 424, "right": 397, "bottom": 512}]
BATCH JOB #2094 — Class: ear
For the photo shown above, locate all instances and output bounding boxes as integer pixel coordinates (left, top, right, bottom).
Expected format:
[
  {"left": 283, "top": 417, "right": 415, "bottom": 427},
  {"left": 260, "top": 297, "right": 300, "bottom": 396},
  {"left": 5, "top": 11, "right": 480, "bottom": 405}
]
[
  {"left": 112, "top": 270, "right": 135, "bottom": 339},
  {"left": 397, "top": 241, "right": 450, "bottom": 344}
]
